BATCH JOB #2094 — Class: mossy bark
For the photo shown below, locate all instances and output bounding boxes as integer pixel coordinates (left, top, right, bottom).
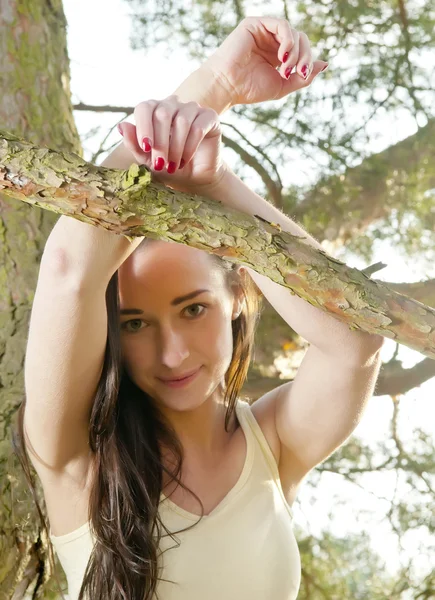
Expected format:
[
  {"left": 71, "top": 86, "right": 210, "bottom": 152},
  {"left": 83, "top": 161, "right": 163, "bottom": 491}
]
[
  {"left": 1, "top": 130, "right": 435, "bottom": 361},
  {"left": 0, "top": 0, "right": 79, "bottom": 597}
]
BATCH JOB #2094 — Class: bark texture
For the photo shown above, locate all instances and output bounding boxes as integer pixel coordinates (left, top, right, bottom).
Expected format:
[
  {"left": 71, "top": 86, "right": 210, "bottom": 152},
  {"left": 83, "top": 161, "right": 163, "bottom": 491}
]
[
  {"left": 1, "top": 131, "right": 435, "bottom": 360},
  {"left": 0, "top": 0, "right": 79, "bottom": 597}
]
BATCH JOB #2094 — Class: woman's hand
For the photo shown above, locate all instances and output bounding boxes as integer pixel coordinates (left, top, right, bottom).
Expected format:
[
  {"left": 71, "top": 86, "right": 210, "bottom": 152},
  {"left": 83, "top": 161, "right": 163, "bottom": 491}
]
[
  {"left": 202, "top": 16, "right": 328, "bottom": 106},
  {"left": 118, "top": 96, "right": 226, "bottom": 195}
]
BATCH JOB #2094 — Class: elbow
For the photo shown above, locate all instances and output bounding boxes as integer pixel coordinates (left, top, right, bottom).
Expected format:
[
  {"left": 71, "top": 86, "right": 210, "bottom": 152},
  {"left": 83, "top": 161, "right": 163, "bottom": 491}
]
[{"left": 347, "top": 333, "right": 385, "bottom": 366}]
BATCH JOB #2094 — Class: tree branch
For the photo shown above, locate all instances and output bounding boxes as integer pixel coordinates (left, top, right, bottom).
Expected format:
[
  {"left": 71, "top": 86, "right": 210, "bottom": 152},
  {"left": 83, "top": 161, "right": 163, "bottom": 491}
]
[
  {"left": 221, "top": 133, "right": 283, "bottom": 207},
  {"left": 73, "top": 101, "right": 132, "bottom": 114},
  {"left": 72, "top": 103, "right": 435, "bottom": 255},
  {"left": 242, "top": 354, "right": 435, "bottom": 399},
  {"left": 71, "top": 102, "right": 285, "bottom": 209},
  {"left": 1, "top": 129, "right": 435, "bottom": 358},
  {"left": 292, "top": 119, "right": 435, "bottom": 244}
]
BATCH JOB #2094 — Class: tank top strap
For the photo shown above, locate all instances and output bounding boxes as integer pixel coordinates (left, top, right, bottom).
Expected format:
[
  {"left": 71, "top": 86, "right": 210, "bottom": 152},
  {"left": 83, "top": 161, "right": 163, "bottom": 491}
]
[
  {"left": 236, "top": 399, "right": 294, "bottom": 521},
  {"left": 236, "top": 399, "right": 281, "bottom": 483}
]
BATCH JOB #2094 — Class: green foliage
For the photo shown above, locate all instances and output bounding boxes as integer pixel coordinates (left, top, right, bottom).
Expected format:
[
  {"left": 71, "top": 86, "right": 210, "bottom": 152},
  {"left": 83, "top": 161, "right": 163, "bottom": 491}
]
[{"left": 297, "top": 529, "right": 398, "bottom": 599}]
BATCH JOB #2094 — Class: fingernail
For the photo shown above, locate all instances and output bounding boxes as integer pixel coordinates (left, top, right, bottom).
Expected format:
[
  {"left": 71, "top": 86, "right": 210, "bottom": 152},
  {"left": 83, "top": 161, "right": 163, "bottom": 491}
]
[
  {"left": 321, "top": 64, "right": 329, "bottom": 72},
  {"left": 282, "top": 51, "right": 289, "bottom": 63},
  {"left": 285, "top": 67, "right": 292, "bottom": 79},
  {"left": 179, "top": 158, "right": 185, "bottom": 169},
  {"left": 117, "top": 123, "right": 124, "bottom": 136},
  {"left": 142, "top": 137, "right": 152, "bottom": 152},
  {"left": 167, "top": 161, "right": 177, "bottom": 174},
  {"left": 301, "top": 64, "right": 309, "bottom": 79},
  {"left": 154, "top": 157, "right": 165, "bottom": 171}
]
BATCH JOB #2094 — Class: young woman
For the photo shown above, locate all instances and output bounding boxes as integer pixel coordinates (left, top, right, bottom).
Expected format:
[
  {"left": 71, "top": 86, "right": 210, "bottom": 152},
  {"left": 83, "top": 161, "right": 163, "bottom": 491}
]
[{"left": 14, "top": 16, "right": 384, "bottom": 600}]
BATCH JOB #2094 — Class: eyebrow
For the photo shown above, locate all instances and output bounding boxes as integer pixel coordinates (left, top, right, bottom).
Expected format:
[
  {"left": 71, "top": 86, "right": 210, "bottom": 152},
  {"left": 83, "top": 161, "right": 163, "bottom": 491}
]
[{"left": 119, "top": 289, "right": 211, "bottom": 316}]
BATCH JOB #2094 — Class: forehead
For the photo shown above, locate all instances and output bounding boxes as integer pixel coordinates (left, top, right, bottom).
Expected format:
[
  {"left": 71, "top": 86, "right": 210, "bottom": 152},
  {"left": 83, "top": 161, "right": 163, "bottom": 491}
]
[{"left": 118, "top": 240, "right": 225, "bottom": 300}]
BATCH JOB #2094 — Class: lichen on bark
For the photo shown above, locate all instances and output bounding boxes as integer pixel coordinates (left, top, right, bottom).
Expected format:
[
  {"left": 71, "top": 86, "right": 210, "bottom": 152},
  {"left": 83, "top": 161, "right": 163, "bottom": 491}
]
[{"left": 1, "top": 129, "right": 435, "bottom": 359}]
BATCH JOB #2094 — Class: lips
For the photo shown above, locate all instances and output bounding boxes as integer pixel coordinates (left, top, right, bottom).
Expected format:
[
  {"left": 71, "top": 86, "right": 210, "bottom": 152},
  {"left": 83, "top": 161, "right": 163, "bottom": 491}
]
[{"left": 159, "top": 367, "right": 201, "bottom": 383}]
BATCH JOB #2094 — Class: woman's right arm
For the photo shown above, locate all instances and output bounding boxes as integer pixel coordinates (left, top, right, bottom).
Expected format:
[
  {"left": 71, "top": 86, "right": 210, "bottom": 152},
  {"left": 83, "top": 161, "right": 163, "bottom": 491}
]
[
  {"left": 44, "top": 142, "right": 145, "bottom": 287},
  {"left": 23, "top": 92, "right": 221, "bottom": 505},
  {"left": 23, "top": 148, "right": 144, "bottom": 488}
]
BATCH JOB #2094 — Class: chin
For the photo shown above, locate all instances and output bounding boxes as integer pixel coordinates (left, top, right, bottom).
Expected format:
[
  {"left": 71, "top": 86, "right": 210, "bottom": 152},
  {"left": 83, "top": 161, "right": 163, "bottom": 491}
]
[{"left": 153, "top": 394, "right": 206, "bottom": 413}]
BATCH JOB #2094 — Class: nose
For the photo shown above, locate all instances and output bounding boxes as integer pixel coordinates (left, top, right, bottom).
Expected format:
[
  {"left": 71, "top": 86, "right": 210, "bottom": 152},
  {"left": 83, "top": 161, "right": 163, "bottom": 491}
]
[{"left": 158, "top": 326, "right": 190, "bottom": 369}]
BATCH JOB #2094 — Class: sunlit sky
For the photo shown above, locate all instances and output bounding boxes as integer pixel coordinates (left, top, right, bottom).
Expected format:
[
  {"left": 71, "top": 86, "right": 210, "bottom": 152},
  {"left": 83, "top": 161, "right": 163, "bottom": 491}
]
[{"left": 63, "top": 0, "right": 434, "bottom": 586}]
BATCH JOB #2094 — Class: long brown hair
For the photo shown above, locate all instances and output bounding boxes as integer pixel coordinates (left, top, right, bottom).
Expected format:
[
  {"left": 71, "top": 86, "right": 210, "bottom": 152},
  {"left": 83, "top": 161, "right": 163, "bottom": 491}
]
[{"left": 12, "top": 240, "right": 263, "bottom": 599}]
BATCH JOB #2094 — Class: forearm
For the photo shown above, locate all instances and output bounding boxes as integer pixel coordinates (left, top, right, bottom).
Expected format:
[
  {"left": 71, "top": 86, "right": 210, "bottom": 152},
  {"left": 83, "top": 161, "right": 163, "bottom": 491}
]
[
  {"left": 203, "top": 170, "right": 384, "bottom": 360},
  {"left": 100, "top": 66, "right": 232, "bottom": 170}
]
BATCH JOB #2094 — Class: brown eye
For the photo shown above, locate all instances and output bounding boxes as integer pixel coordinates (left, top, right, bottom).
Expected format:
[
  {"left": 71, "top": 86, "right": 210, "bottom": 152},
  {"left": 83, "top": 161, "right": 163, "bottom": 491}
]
[
  {"left": 184, "top": 304, "right": 207, "bottom": 318},
  {"left": 121, "top": 319, "right": 145, "bottom": 333}
]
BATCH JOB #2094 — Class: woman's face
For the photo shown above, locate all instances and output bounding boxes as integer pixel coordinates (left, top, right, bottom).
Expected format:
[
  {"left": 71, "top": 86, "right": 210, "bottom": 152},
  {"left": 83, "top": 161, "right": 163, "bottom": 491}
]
[{"left": 117, "top": 240, "right": 243, "bottom": 412}]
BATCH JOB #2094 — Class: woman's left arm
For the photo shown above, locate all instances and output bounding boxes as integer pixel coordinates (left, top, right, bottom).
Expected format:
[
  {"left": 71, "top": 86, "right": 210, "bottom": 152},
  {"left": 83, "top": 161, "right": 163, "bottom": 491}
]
[
  {"left": 103, "top": 16, "right": 327, "bottom": 168},
  {"left": 198, "top": 168, "right": 384, "bottom": 365}
]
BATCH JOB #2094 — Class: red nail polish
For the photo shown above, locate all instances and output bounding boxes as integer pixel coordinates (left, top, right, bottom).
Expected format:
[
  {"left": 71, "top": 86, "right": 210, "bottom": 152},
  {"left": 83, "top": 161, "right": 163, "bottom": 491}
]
[
  {"left": 285, "top": 67, "right": 292, "bottom": 79},
  {"left": 321, "top": 64, "right": 329, "bottom": 72},
  {"left": 167, "top": 161, "right": 177, "bottom": 174},
  {"left": 154, "top": 157, "right": 165, "bottom": 171},
  {"left": 179, "top": 158, "right": 185, "bottom": 169},
  {"left": 142, "top": 137, "right": 152, "bottom": 152},
  {"left": 282, "top": 51, "right": 289, "bottom": 63},
  {"left": 117, "top": 123, "right": 124, "bottom": 136},
  {"left": 301, "top": 64, "right": 309, "bottom": 79}
]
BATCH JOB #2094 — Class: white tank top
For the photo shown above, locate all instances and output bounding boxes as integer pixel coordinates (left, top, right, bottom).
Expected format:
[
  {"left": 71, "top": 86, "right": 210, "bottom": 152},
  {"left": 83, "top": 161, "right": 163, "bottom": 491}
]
[{"left": 50, "top": 399, "right": 301, "bottom": 599}]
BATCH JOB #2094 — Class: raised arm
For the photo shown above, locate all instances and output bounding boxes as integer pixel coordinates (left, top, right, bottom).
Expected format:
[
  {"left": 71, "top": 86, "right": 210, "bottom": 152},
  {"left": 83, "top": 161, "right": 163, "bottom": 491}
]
[{"left": 101, "top": 16, "right": 327, "bottom": 175}]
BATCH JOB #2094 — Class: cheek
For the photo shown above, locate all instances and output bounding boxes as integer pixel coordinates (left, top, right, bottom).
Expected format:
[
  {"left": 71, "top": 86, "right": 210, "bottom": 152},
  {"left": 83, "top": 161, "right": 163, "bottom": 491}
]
[
  {"left": 120, "top": 336, "right": 152, "bottom": 372},
  {"left": 208, "top": 315, "right": 235, "bottom": 368}
]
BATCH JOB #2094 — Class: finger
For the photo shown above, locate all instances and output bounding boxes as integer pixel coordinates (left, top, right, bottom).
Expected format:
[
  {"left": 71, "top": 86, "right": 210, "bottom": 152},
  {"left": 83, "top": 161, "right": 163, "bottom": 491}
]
[
  {"left": 134, "top": 100, "right": 158, "bottom": 155},
  {"left": 151, "top": 97, "right": 179, "bottom": 172},
  {"left": 274, "top": 60, "right": 329, "bottom": 101},
  {"left": 246, "top": 16, "right": 299, "bottom": 76},
  {"left": 182, "top": 110, "right": 221, "bottom": 167},
  {"left": 294, "top": 32, "right": 313, "bottom": 80},
  {"left": 118, "top": 121, "right": 149, "bottom": 165},
  {"left": 167, "top": 103, "right": 200, "bottom": 172},
  {"left": 280, "top": 28, "right": 300, "bottom": 80},
  {"left": 248, "top": 15, "right": 293, "bottom": 56}
]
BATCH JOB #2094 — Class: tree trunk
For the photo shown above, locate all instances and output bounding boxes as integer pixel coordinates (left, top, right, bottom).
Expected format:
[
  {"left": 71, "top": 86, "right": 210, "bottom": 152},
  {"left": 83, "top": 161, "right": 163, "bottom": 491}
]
[{"left": 0, "top": 0, "right": 80, "bottom": 597}]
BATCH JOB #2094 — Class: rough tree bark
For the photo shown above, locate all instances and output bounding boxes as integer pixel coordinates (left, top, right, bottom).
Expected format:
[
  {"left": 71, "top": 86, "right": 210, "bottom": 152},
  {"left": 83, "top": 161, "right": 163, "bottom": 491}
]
[
  {"left": 72, "top": 102, "right": 435, "bottom": 397},
  {"left": 1, "top": 130, "right": 435, "bottom": 360},
  {"left": 72, "top": 103, "right": 435, "bottom": 251},
  {"left": 0, "top": 0, "right": 80, "bottom": 597}
]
